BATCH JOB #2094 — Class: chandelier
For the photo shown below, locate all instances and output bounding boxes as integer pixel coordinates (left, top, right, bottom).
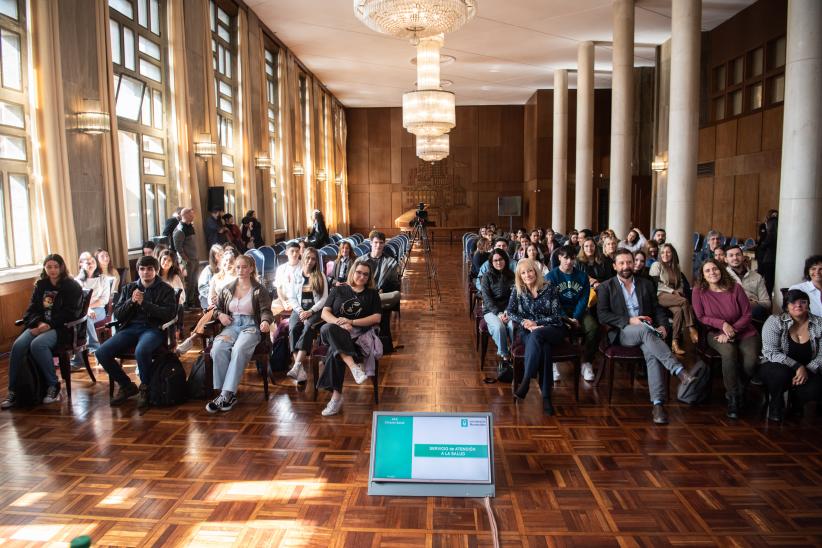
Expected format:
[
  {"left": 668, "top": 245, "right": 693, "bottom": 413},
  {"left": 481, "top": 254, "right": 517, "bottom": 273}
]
[
  {"left": 415, "top": 34, "right": 443, "bottom": 89},
  {"left": 403, "top": 89, "right": 455, "bottom": 137},
  {"left": 353, "top": 0, "right": 476, "bottom": 40},
  {"left": 416, "top": 133, "right": 449, "bottom": 162}
]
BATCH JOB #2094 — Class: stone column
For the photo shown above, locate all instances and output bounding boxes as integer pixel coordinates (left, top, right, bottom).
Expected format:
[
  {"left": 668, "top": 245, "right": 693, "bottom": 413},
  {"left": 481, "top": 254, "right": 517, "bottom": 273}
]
[
  {"left": 552, "top": 69, "right": 568, "bottom": 233},
  {"left": 575, "top": 41, "right": 594, "bottom": 231},
  {"left": 608, "top": 0, "right": 634, "bottom": 237},
  {"left": 665, "top": 0, "right": 700, "bottom": 277},
  {"left": 774, "top": 0, "right": 822, "bottom": 305}
]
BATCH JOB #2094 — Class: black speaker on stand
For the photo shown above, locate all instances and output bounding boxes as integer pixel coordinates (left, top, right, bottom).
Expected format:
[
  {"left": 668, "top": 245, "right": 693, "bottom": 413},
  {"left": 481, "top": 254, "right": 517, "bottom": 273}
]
[{"left": 207, "top": 186, "right": 225, "bottom": 212}]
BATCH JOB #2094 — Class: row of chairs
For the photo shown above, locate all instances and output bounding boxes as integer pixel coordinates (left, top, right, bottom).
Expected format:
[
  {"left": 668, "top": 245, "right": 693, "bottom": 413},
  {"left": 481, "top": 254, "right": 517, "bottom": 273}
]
[{"left": 693, "top": 232, "right": 756, "bottom": 252}]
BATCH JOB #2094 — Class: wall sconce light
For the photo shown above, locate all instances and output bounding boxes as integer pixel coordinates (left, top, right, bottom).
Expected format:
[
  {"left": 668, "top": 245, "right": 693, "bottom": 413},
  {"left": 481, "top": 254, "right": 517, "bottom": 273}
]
[
  {"left": 194, "top": 136, "right": 217, "bottom": 157},
  {"left": 334, "top": 174, "right": 343, "bottom": 186},
  {"left": 316, "top": 169, "right": 327, "bottom": 182},
  {"left": 293, "top": 163, "right": 305, "bottom": 176},
  {"left": 255, "top": 156, "right": 272, "bottom": 170},
  {"left": 651, "top": 155, "right": 668, "bottom": 172},
  {"left": 74, "top": 111, "right": 111, "bottom": 134}
]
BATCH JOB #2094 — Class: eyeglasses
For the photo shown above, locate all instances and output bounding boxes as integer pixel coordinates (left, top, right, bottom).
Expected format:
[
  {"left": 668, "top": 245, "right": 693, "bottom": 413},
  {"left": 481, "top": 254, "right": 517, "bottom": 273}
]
[
  {"left": 788, "top": 300, "right": 809, "bottom": 306},
  {"left": 353, "top": 270, "right": 370, "bottom": 277}
]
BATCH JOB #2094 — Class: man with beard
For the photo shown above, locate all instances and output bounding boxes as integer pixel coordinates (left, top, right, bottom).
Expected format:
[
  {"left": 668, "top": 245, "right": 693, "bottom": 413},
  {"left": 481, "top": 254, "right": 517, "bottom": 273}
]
[{"left": 596, "top": 248, "right": 697, "bottom": 424}]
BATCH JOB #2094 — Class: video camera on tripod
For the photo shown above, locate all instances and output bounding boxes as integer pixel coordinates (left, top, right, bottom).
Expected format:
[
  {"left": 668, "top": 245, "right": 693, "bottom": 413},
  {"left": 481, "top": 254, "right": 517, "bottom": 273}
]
[{"left": 411, "top": 202, "right": 428, "bottom": 228}]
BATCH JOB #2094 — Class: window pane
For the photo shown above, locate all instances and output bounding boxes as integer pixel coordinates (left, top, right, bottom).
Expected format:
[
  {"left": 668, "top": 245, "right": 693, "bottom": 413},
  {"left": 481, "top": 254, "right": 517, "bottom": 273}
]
[
  {"left": 222, "top": 169, "right": 234, "bottom": 184},
  {"left": 137, "top": 0, "right": 147, "bottom": 27},
  {"left": 217, "top": 7, "right": 229, "bottom": 25},
  {"left": 749, "top": 48, "right": 763, "bottom": 77},
  {"left": 225, "top": 50, "right": 231, "bottom": 78},
  {"left": 141, "top": 86, "right": 151, "bottom": 125},
  {"left": 713, "top": 65, "right": 725, "bottom": 92},
  {"left": 0, "top": 0, "right": 19, "bottom": 20},
  {"left": 149, "top": 0, "right": 160, "bottom": 35},
  {"left": 1, "top": 29, "right": 22, "bottom": 90},
  {"left": 157, "top": 185, "right": 166, "bottom": 227},
  {"left": 142, "top": 134, "right": 163, "bottom": 153},
  {"left": 0, "top": 180, "right": 6, "bottom": 268},
  {"left": 123, "top": 27, "right": 135, "bottom": 70},
  {"left": 219, "top": 80, "right": 231, "bottom": 97},
  {"left": 109, "top": 0, "right": 134, "bottom": 18},
  {"left": 143, "top": 157, "right": 165, "bottom": 176},
  {"left": 152, "top": 89, "right": 162, "bottom": 129},
  {"left": 768, "top": 36, "right": 786, "bottom": 69},
  {"left": 730, "top": 89, "right": 742, "bottom": 116},
  {"left": 110, "top": 19, "right": 121, "bottom": 65},
  {"left": 713, "top": 96, "right": 725, "bottom": 121},
  {"left": 219, "top": 96, "right": 232, "bottom": 113},
  {"left": 145, "top": 183, "right": 156, "bottom": 238},
  {"left": 730, "top": 56, "right": 743, "bottom": 85},
  {"left": 222, "top": 153, "right": 233, "bottom": 168},
  {"left": 138, "top": 35, "right": 160, "bottom": 60},
  {"left": 9, "top": 174, "right": 31, "bottom": 265},
  {"left": 768, "top": 75, "right": 785, "bottom": 104},
  {"left": 115, "top": 75, "right": 144, "bottom": 120},
  {"left": 0, "top": 134, "right": 26, "bottom": 160},
  {"left": 747, "top": 83, "right": 762, "bottom": 111},
  {"left": 139, "top": 59, "right": 161, "bottom": 82},
  {"left": 217, "top": 44, "right": 224, "bottom": 74},
  {"left": 218, "top": 25, "right": 230, "bottom": 43},
  {"left": 265, "top": 50, "right": 273, "bottom": 64},
  {"left": 118, "top": 130, "right": 143, "bottom": 248},
  {"left": 0, "top": 99, "right": 24, "bottom": 128},
  {"left": 209, "top": 1, "right": 215, "bottom": 32}
]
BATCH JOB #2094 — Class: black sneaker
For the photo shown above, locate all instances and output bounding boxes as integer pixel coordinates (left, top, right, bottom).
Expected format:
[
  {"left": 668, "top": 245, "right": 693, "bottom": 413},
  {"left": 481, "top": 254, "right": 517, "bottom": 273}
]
[
  {"left": 205, "top": 393, "right": 237, "bottom": 413},
  {"left": 110, "top": 382, "right": 140, "bottom": 406},
  {"left": 0, "top": 391, "right": 16, "bottom": 410},
  {"left": 42, "top": 383, "right": 61, "bottom": 404},
  {"left": 137, "top": 384, "right": 150, "bottom": 410}
]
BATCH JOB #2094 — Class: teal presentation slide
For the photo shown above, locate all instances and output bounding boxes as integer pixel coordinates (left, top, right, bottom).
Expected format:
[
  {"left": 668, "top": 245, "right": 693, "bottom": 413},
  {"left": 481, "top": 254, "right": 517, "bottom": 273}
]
[{"left": 373, "top": 415, "right": 492, "bottom": 483}]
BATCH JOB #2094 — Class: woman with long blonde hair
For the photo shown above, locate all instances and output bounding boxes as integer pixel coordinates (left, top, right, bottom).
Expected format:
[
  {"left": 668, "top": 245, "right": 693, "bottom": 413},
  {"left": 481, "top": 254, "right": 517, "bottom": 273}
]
[{"left": 285, "top": 247, "right": 329, "bottom": 383}]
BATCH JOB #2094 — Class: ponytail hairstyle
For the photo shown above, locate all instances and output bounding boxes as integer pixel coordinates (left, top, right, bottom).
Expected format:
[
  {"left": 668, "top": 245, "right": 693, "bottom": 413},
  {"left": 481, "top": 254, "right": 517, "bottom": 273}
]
[{"left": 301, "top": 247, "right": 326, "bottom": 295}]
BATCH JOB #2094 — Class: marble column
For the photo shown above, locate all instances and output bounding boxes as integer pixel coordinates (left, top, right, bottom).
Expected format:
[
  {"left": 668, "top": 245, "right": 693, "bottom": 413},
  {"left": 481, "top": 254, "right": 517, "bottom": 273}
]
[
  {"left": 608, "top": 0, "right": 634, "bottom": 238},
  {"left": 665, "top": 0, "right": 700, "bottom": 277},
  {"left": 774, "top": 0, "right": 822, "bottom": 306},
  {"left": 552, "top": 69, "right": 568, "bottom": 233},
  {"left": 575, "top": 41, "right": 594, "bottom": 231}
]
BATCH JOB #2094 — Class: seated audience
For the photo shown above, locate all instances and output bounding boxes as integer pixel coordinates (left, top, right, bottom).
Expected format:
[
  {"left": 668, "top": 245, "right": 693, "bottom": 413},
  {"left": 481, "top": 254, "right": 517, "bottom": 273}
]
[
  {"left": 633, "top": 250, "right": 650, "bottom": 280},
  {"left": 157, "top": 249, "right": 186, "bottom": 305},
  {"left": 649, "top": 243, "right": 698, "bottom": 355},
  {"left": 364, "top": 231, "right": 400, "bottom": 351},
  {"left": 567, "top": 230, "right": 580, "bottom": 254},
  {"left": 619, "top": 228, "right": 647, "bottom": 253},
  {"left": 95, "top": 255, "right": 177, "bottom": 409},
  {"left": 480, "top": 249, "right": 516, "bottom": 369},
  {"left": 547, "top": 245, "right": 597, "bottom": 382},
  {"left": 602, "top": 236, "right": 618, "bottom": 263},
  {"left": 95, "top": 248, "right": 120, "bottom": 293},
  {"left": 285, "top": 248, "right": 329, "bottom": 383},
  {"left": 2, "top": 254, "right": 82, "bottom": 409},
  {"left": 790, "top": 255, "right": 822, "bottom": 317},
  {"left": 725, "top": 245, "right": 771, "bottom": 321},
  {"left": 692, "top": 259, "right": 760, "bottom": 419},
  {"left": 329, "top": 240, "right": 357, "bottom": 287},
  {"left": 198, "top": 245, "right": 224, "bottom": 310},
  {"left": 307, "top": 209, "right": 331, "bottom": 248},
  {"left": 531, "top": 229, "right": 550, "bottom": 256},
  {"left": 645, "top": 240, "right": 659, "bottom": 267},
  {"left": 694, "top": 230, "right": 723, "bottom": 274},
  {"left": 142, "top": 240, "right": 156, "bottom": 256},
  {"left": 759, "top": 289, "right": 822, "bottom": 422},
  {"left": 318, "top": 260, "right": 382, "bottom": 416},
  {"left": 713, "top": 246, "right": 727, "bottom": 265},
  {"left": 513, "top": 234, "right": 530, "bottom": 260},
  {"left": 757, "top": 209, "right": 778, "bottom": 295},
  {"left": 596, "top": 248, "right": 696, "bottom": 424},
  {"left": 475, "top": 238, "right": 515, "bottom": 290},
  {"left": 577, "top": 237, "right": 612, "bottom": 289},
  {"left": 272, "top": 242, "right": 302, "bottom": 315},
  {"left": 73, "top": 251, "right": 111, "bottom": 366},
  {"left": 652, "top": 228, "right": 666, "bottom": 245},
  {"left": 524, "top": 244, "right": 549, "bottom": 276},
  {"left": 508, "top": 259, "right": 567, "bottom": 415},
  {"left": 206, "top": 255, "right": 273, "bottom": 412}
]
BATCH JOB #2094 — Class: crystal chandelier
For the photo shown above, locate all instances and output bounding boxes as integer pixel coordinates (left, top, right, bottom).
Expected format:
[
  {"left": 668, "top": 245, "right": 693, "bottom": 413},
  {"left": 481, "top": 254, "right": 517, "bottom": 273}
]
[
  {"left": 415, "top": 34, "right": 443, "bottom": 89},
  {"left": 416, "top": 133, "right": 449, "bottom": 162},
  {"left": 353, "top": 0, "right": 476, "bottom": 40},
  {"left": 403, "top": 89, "right": 455, "bottom": 137}
]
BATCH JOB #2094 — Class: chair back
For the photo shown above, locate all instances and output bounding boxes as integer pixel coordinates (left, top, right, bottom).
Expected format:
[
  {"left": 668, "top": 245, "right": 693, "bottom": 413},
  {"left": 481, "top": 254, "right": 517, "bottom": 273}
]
[
  {"left": 273, "top": 242, "right": 286, "bottom": 254},
  {"left": 258, "top": 246, "right": 277, "bottom": 274},
  {"left": 245, "top": 249, "right": 265, "bottom": 277},
  {"left": 65, "top": 289, "right": 93, "bottom": 349}
]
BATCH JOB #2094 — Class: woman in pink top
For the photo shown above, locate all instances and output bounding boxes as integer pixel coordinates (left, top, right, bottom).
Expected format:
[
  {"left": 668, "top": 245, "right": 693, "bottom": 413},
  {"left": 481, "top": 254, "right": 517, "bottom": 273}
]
[{"left": 692, "top": 259, "right": 760, "bottom": 420}]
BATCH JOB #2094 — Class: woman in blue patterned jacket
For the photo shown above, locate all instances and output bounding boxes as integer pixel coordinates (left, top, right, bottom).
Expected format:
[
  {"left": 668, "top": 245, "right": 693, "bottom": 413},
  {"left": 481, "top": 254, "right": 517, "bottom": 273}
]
[{"left": 507, "top": 258, "right": 567, "bottom": 415}]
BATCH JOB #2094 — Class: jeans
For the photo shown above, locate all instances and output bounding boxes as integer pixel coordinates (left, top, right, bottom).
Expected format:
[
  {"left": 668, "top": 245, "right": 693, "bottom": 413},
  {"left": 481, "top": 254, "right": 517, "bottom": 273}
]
[
  {"left": 580, "top": 312, "right": 599, "bottom": 363},
  {"left": 288, "top": 309, "right": 322, "bottom": 353},
  {"left": 9, "top": 328, "right": 59, "bottom": 389},
  {"left": 519, "top": 325, "right": 567, "bottom": 400},
  {"left": 619, "top": 324, "right": 684, "bottom": 404},
  {"left": 211, "top": 315, "right": 260, "bottom": 393},
  {"left": 706, "top": 333, "right": 760, "bottom": 398},
  {"left": 95, "top": 322, "right": 165, "bottom": 387},
  {"left": 484, "top": 312, "right": 514, "bottom": 358},
  {"left": 759, "top": 362, "right": 822, "bottom": 407}
]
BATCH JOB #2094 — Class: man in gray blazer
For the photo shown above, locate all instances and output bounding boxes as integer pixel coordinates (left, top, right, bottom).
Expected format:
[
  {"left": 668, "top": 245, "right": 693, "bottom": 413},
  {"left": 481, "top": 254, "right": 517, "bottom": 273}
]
[{"left": 597, "top": 248, "right": 696, "bottom": 424}]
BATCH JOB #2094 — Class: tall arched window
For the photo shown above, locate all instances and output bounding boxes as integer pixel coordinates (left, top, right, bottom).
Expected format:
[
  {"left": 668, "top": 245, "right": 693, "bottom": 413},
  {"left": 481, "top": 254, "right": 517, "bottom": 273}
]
[
  {"left": 109, "top": 0, "right": 172, "bottom": 250},
  {"left": 264, "top": 42, "right": 284, "bottom": 230},
  {"left": 210, "top": 0, "right": 238, "bottom": 217}
]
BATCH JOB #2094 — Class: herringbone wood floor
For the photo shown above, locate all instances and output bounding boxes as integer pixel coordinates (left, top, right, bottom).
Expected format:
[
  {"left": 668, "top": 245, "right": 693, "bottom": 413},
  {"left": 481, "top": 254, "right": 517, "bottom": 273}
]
[{"left": 0, "top": 243, "right": 821, "bottom": 547}]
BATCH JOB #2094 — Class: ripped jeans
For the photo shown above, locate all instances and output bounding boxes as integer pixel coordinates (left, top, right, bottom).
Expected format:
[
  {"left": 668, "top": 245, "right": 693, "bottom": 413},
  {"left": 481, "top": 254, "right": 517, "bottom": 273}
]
[{"left": 210, "top": 315, "right": 260, "bottom": 394}]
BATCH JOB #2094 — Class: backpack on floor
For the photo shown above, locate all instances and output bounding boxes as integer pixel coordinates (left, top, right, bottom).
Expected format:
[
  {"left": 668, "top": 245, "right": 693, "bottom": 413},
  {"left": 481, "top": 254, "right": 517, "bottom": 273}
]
[
  {"left": 12, "top": 352, "right": 48, "bottom": 407},
  {"left": 677, "top": 360, "right": 711, "bottom": 405},
  {"left": 186, "top": 354, "right": 211, "bottom": 400},
  {"left": 267, "top": 334, "right": 290, "bottom": 375},
  {"left": 149, "top": 351, "right": 188, "bottom": 406}
]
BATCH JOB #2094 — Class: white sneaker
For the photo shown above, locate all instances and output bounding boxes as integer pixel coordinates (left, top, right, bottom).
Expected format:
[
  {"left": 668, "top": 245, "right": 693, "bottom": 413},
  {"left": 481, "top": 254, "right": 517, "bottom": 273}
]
[
  {"left": 552, "top": 363, "right": 561, "bottom": 382},
  {"left": 581, "top": 362, "right": 595, "bottom": 382},
  {"left": 286, "top": 362, "right": 307, "bottom": 382},
  {"left": 175, "top": 336, "right": 194, "bottom": 355},
  {"left": 321, "top": 396, "right": 344, "bottom": 416},
  {"left": 350, "top": 364, "right": 368, "bottom": 385},
  {"left": 42, "top": 383, "right": 61, "bottom": 404}
]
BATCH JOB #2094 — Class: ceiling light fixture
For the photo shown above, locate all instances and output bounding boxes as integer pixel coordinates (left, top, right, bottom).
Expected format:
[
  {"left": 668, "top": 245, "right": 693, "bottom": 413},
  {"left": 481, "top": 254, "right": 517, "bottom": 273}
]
[
  {"left": 416, "top": 133, "right": 449, "bottom": 162},
  {"left": 403, "top": 89, "right": 455, "bottom": 137},
  {"left": 353, "top": 0, "right": 476, "bottom": 40}
]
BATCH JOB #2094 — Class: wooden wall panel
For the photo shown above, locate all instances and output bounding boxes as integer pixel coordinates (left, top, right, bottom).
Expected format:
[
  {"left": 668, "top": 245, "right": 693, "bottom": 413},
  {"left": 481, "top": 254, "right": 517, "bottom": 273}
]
[
  {"left": 477, "top": 107, "right": 502, "bottom": 147},
  {"left": 737, "top": 112, "right": 762, "bottom": 155},
  {"left": 347, "top": 148, "right": 369, "bottom": 186},
  {"left": 348, "top": 191, "right": 370, "bottom": 230},
  {"left": 698, "top": 127, "right": 716, "bottom": 163},
  {"left": 368, "top": 148, "right": 391, "bottom": 184},
  {"left": 758, "top": 170, "right": 781, "bottom": 221},
  {"left": 715, "top": 120, "right": 738, "bottom": 158},
  {"left": 712, "top": 176, "right": 735, "bottom": 236},
  {"left": 762, "top": 106, "right": 783, "bottom": 151},
  {"left": 732, "top": 174, "right": 759, "bottom": 237},
  {"left": 0, "top": 278, "right": 35, "bottom": 353},
  {"left": 366, "top": 109, "right": 391, "bottom": 149}
]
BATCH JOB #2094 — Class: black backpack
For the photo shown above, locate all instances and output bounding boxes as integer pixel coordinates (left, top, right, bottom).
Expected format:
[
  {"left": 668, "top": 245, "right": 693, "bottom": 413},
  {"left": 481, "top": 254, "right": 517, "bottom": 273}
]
[
  {"left": 267, "top": 334, "right": 290, "bottom": 375},
  {"left": 149, "top": 351, "right": 188, "bottom": 406},
  {"left": 12, "top": 352, "right": 47, "bottom": 407},
  {"left": 677, "top": 360, "right": 712, "bottom": 405},
  {"left": 186, "top": 355, "right": 211, "bottom": 400}
]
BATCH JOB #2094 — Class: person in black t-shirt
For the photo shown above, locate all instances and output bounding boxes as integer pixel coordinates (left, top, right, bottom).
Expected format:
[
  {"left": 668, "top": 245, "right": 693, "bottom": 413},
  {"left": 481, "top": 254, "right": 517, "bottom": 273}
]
[{"left": 317, "top": 260, "right": 381, "bottom": 416}]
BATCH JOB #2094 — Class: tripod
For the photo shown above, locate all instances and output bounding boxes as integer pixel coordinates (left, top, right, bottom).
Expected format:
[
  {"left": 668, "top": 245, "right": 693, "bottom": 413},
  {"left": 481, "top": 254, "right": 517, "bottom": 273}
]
[{"left": 406, "top": 219, "right": 441, "bottom": 310}]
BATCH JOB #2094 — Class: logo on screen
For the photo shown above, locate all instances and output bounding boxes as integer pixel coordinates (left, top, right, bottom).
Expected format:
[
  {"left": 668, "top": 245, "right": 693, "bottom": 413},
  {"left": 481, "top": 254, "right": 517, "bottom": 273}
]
[{"left": 461, "top": 419, "right": 468, "bottom": 427}]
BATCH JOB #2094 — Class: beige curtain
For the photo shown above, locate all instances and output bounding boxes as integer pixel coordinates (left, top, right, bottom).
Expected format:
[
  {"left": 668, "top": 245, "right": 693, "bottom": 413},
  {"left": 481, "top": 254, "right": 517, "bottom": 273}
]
[
  {"left": 237, "top": 9, "right": 256, "bottom": 218},
  {"left": 309, "top": 77, "right": 323, "bottom": 216},
  {"left": 333, "top": 100, "right": 350, "bottom": 234},
  {"left": 281, "top": 51, "right": 307, "bottom": 237},
  {"left": 322, "top": 93, "right": 336, "bottom": 232},
  {"left": 94, "top": 0, "right": 129, "bottom": 269},
  {"left": 29, "top": 0, "right": 78, "bottom": 264}
]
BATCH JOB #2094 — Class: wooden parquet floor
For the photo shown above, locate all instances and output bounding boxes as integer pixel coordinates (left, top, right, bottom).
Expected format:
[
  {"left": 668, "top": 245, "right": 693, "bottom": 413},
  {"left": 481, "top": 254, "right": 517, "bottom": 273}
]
[{"left": 1, "top": 243, "right": 821, "bottom": 547}]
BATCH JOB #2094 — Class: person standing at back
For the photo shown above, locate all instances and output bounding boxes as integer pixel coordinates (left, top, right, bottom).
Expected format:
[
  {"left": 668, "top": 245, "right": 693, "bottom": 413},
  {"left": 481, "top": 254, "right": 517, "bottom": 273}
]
[{"left": 172, "top": 208, "right": 198, "bottom": 307}]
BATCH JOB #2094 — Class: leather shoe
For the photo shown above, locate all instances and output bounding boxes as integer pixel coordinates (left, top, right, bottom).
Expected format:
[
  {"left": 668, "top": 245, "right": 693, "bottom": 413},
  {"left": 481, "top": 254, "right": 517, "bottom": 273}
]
[
  {"left": 137, "top": 384, "right": 150, "bottom": 410},
  {"left": 110, "top": 382, "right": 139, "bottom": 406},
  {"left": 671, "top": 340, "right": 686, "bottom": 355},
  {"left": 726, "top": 394, "right": 739, "bottom": 420},
  {"left": 688, "top": 327, "right": 699, "bottom": 344},
  {"left": 543, "top": 399, "right": 554, "bottom": 416},
  {"left": 652, "top": 404, "right": 669, "bottom": 424},
  {"left": 677, "top": 368, "right": 695, "bottom": 386}
]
